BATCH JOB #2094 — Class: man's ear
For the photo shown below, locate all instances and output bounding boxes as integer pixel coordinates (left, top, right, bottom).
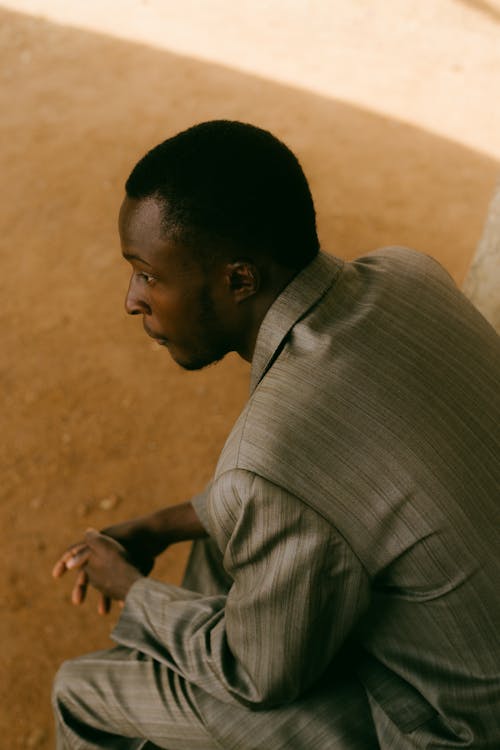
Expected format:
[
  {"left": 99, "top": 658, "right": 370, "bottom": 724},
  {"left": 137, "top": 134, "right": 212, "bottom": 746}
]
[{"left": 226, "top": 262, "right": 260, "bottom": 302}]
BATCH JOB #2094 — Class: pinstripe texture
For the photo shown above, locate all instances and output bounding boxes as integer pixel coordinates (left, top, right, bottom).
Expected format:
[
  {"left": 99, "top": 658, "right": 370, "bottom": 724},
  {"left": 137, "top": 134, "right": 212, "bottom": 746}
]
[
  {"left": 57, "top": 248, "right": 500, "bottom": 748},
  {"left": 52, "top": 645, "right": 217, "bottom": 749},
  {"left": 117, "top": 477, "right": 371, "bottom": 703},
  {"left": 208, "top": 248, "right": 500, "bottom": 746}
]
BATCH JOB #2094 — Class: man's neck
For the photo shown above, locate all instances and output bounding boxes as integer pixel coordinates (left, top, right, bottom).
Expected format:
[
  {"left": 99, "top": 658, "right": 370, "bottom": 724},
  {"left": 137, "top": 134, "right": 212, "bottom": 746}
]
[{"left": 237, "top": 268, "right": 298, "bottom": 363}]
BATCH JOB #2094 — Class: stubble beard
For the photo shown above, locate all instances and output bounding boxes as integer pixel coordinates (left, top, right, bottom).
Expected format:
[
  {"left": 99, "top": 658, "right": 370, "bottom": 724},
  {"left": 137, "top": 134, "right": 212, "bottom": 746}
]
[{"left": 173, "top": 285, "right": 231, "bottom": 371}]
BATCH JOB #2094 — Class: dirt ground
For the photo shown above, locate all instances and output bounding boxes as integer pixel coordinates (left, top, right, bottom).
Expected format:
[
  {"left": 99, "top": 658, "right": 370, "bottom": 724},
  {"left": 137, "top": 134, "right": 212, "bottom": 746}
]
[{"left": 1, "top": 3, "right": 499, "bottom": 748}]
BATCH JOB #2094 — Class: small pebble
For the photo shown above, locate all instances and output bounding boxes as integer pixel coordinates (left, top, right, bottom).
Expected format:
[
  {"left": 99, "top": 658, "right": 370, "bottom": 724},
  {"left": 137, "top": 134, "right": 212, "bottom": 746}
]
[{"left": 98, "top": 493, "right": 120, "bottom": 511}]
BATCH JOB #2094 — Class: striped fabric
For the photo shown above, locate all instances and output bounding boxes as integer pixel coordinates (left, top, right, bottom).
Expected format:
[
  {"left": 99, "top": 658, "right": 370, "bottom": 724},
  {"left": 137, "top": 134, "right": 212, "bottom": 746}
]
[{"left": 57, "top": 248, "right": 500, "bottom": 749}]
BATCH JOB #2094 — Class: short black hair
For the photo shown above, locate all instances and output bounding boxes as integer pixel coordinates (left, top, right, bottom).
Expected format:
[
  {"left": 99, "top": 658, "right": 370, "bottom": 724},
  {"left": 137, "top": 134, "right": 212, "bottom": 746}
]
[{"left": 125, "top": 120, "right": 319, "bottom": 270}]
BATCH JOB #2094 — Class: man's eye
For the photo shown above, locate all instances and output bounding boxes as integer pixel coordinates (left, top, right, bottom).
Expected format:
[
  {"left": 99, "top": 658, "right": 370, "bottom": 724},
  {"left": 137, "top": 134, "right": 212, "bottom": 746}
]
[{"left": 136, "top": 272, "right": 155, "bottom": 285}]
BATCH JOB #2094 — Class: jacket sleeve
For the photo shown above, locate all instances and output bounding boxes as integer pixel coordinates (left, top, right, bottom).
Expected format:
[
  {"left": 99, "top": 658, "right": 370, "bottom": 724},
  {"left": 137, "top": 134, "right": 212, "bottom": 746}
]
[
  {"left": 190, "top": 480, "right": 213, "bottom": 533},
  {"left": 112, "top": 469, "right": 370, "bottom": 708}
]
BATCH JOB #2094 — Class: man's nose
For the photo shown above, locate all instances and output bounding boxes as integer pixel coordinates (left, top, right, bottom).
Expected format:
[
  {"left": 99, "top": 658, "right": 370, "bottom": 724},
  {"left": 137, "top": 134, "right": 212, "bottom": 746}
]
[{"left": 125, "top": 276, "right": 151, "bottom": 316}]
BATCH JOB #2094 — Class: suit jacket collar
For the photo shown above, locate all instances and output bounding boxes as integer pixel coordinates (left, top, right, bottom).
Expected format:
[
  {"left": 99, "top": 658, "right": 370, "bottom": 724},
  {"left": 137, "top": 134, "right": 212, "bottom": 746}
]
[{"left": 250, "top": 251, "right": 344, "bottom": 394}]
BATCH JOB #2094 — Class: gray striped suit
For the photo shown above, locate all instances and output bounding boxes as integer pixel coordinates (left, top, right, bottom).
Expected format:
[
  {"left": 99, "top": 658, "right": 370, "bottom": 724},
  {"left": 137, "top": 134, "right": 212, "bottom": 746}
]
[{"left": 54, "top": 248, "right": 500, "bottom": 748}]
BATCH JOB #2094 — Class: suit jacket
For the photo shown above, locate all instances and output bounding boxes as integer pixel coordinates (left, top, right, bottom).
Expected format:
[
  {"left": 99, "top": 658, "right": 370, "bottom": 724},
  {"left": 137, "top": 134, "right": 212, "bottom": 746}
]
[{"left": 113, "top": 248, "right": 500, "bottom": 748}]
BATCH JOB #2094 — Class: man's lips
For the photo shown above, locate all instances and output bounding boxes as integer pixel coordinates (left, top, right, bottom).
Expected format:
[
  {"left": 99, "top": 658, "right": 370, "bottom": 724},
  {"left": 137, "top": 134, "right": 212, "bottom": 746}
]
[{"left": 143, "top": 323, "right": 168, "bottom": 345}]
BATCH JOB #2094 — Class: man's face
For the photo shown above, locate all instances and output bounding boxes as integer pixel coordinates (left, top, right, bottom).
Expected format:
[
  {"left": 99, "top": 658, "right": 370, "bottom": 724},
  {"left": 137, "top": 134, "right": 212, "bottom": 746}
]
[{"left": 119, "top": 196, "right": 232, "bottom": 371}]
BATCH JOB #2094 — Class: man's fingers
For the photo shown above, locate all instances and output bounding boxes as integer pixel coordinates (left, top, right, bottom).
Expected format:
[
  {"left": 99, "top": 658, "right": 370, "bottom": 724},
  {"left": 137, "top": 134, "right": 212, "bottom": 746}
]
[
  {"left": 98, "top": 594, "right": 112, "bottom": 616},
  {"left": 71, "top": 569, "right": 88, "bottom": 606},
  {"left": 65, "top": 548, "right": 91, "bottom": 570},
  {"left": 52, "top": 543, "right": 89, "bottom": 578}
]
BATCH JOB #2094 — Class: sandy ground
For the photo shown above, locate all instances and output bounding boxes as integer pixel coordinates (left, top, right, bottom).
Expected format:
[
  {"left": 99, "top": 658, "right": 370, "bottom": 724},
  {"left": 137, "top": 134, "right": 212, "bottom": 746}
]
[{"left": 1, "top": 2, "right": 499, "bottom": 747}]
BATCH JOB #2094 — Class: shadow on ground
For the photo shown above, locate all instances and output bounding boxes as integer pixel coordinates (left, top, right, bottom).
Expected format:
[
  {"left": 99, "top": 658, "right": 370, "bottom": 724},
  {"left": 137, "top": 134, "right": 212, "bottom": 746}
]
[{"left": 0, "top": 7, "right": 498, "bottom": 747}]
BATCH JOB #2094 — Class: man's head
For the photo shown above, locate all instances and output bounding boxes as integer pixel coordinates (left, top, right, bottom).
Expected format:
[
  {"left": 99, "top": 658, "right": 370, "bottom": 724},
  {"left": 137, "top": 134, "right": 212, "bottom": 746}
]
[{"left": 119, "top": 120, "right": 319, "bottom": 369}]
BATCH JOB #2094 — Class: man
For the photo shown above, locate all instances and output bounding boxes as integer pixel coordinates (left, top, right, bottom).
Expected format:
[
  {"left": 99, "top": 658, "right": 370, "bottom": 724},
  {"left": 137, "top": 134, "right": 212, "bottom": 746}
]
[{"left": 52, "top": 120, "right": 500, "bottom": 749}]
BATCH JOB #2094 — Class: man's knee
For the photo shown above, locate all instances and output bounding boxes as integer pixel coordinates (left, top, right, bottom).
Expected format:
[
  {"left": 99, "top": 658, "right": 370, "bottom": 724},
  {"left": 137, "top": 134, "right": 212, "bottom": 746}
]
[
  {"left": 52, "top": 653, "right": 116, "bottom": 747},
  {"left": 52, "top": 656, "right": 87, "bottom": 712},
  {"left": 52, "top": 658, "right": 69, "bottom": 699}
]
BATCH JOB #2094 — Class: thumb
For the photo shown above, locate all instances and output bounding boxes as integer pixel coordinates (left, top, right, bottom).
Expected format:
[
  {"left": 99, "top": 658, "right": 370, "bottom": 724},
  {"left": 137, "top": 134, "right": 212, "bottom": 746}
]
[
  {"left": 85, "top": 528, "right": 127, "bottom": 556},
  {"left": 84, "top": 528, "right": 102, "bottom": 546}
]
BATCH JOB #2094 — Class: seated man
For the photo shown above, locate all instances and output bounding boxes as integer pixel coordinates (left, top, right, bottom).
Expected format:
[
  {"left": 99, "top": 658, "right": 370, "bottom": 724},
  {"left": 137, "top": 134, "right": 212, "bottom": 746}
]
[{"left": 52, "top": 120, "right": 500, "bottom": 749}]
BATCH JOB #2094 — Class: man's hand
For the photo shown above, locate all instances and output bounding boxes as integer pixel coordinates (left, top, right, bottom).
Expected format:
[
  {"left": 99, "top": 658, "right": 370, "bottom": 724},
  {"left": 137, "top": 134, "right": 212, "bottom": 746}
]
[
  {"left": 100, "top": 518, "right": 157, "bottom": 576},
  {"left": 52, "top": 501, "right": 206, "bottom": 614},
  {"left": 52, "top": 529, "right": 143, "bottom": 614}
]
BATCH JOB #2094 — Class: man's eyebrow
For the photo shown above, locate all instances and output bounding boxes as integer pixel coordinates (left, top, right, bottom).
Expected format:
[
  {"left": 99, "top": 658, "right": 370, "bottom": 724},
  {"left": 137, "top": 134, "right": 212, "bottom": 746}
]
[{"left": 122, "top": 252, "right": 153, "bottom": 267}]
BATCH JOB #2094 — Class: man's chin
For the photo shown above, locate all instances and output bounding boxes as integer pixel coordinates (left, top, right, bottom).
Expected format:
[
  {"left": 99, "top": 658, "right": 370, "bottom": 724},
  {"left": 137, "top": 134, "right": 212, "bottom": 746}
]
[
  {"left": 169, "top": 346, "right": 227, "bottom": 372},
  {"left": 176, "top": 355, "right": 226, "bottom": 372}
]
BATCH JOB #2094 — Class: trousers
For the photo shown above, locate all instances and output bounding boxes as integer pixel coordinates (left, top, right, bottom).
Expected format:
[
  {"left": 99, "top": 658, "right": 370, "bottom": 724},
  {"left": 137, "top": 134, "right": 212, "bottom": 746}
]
[
  {"left": 53, "top": 538, "right": 232, "bottom": 750},
  {"left": 53, "top": 539, "right": 376, "bottom": 749}
]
